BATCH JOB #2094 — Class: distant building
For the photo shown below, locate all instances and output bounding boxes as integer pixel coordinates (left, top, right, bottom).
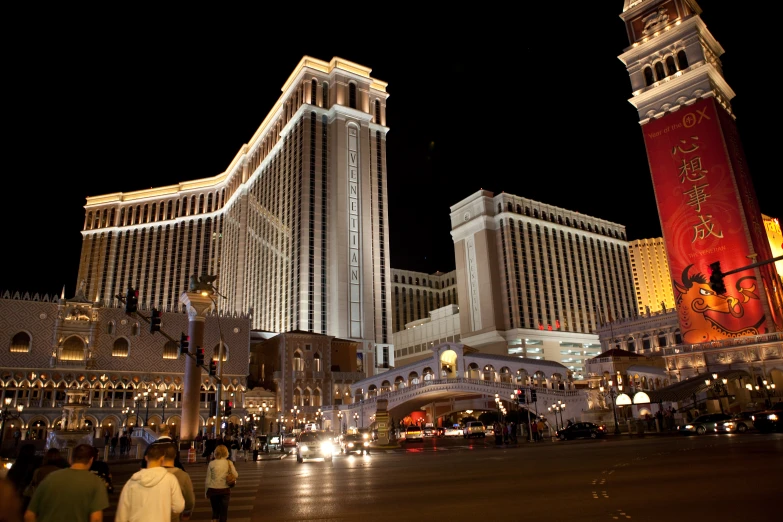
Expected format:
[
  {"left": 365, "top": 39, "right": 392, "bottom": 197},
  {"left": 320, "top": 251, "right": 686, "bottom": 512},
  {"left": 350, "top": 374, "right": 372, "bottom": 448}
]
[
  {"left": 0, "top": 288, "right": 249, "bottom": 449},
  {"left": 629, "top": 238, "right": 675, "bottom": 316},
  {"left": 392, "top": 305, "right": 461, "bottom": 365},
  {"left": 390, "top": 269, "right": 457, "bottom": 333},
  {"left": 75, "top": 56, "right": 394, "bottom": 373}
]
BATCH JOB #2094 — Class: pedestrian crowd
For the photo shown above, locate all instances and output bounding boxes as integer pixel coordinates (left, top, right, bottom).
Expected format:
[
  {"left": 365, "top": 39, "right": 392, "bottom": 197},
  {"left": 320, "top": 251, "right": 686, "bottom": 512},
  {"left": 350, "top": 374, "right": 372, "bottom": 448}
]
[{"left": 0, "top": 425, "right": 244, "bottom": 522}]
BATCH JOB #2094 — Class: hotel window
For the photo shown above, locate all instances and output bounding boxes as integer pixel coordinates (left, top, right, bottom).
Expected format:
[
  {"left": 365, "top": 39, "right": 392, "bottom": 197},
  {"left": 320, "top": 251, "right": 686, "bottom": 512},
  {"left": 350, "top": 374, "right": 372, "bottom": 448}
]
[
  {"left": 314, "top": 353, "right": 321, "bottom": 371},
  {"left": 163, "top": 340, "right": 179, "bottom": 360},
  {"left": 322, "top": 82, "right": 329, "bottom": 107},
  {"left": 654, "top": 62, "right": 665, "bottom": 81},
  {"left": 311, "top": 78, "right": 318, "bottom": 104},
  {"left": 112, "top": 338, "right": 129, "bottom": 357},
  {"left": 131, "top": 323, "right": 139, "bottom": 336},
  {"left": 665, "top": 56, "right": 677, "bottom": 76},
  {"left": 374, "top": 100, "right": 381, "bottom": 122},
  {"left": 10, "top": 332, "right": 31, "bottom": 353},
  {"left": 212, "top": 343, "right": 228, "bottom": 362},
  {"left": 643, "top": 66, "right": 654, "bottom": 86},
  {"left": 677, "top": 50, "right": 688, "bottom": 70},
  {"left": 293, "top": 352, "right": 304, "bottom": 371},
  {"left": 349, "top": 82, "right": 357, "bottom": 109},
  {"left": 107, "top": 322, "right": 115, "bottom": 335}
]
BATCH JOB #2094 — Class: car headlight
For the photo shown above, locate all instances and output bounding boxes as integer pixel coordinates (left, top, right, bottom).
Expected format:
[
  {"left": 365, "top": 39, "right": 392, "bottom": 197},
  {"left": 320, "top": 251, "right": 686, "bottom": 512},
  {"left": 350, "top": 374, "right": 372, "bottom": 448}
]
[
  {"left": 751, "top": 415, "right": 755, "bottom": 421},
  {"left": 347, "top": 442, "right": 354, "bottom": 448},
  {"left": 299, "top": 445, "right": 308, "bottom": 452},
  {"left": 320, "top": 442, "right": 333, "bottom": 454},
  {"left": 3, "top": 462, "right": 12, "bottom": 470},
  {"left": 684, "top": 425, "right": 694, "bottom": 429},
  {"left": 769, "top": 414, "right": 779, "bottom": 421},
  {"left": 723, "top": 422, "right": 734, "bottom": 429},
  {"left": 363, "top": 442, "right": 369, "bottom": 447}
]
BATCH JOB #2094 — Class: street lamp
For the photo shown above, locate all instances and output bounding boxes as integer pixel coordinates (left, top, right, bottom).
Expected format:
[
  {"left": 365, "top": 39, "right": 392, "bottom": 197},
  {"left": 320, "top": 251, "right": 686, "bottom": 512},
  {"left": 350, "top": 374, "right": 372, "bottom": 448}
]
[
  {"left": 0, "top": 398, "right": 24, "bottom": 442},
  {"left": 290, "top": 407, "right": 300, "bottom": 430},
  {"left": 315, "top": 408, "right": 323, "bottom": 429},
  {"left": 338, "top": 411, "right": 345, "bottom": 434},
  {"left": 258, "top": 402, "right": 269, "bottom": 435},
  {"left": 548, "top": 404, "right": 562, "bottom": 431},
  {"left": 599, "top": 381, "right": 622, "bottom": 435},
  {"left": 750, "top": 380, "right": 777, "bottom": 408},
  {"left": 494, "top": 393, "right": 502, "bottom": 422},
  {"left": 704, "top": 374, "right": 729, "bottom": 414},
  {"left": 157, "top": 392, "right": 174, "bottom": 424},
  {"left": 133, "top": 390, "right": 153, "bottom": 427},
  {"left": 353, "top": 412, "right": 359, "bottom": 427}
]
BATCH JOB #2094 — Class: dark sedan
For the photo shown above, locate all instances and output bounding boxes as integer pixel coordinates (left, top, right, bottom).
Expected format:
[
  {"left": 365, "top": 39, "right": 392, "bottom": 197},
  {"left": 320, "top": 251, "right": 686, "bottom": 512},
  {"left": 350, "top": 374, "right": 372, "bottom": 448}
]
[
  {"left": 339, "top": 433, "right": 370, "bottom": 455},
  {"left": 752, "top": 402, "right": 783, "bottom": 433},
  {"left": 556, "top": 422, "right": 606, "bottom": 440}
]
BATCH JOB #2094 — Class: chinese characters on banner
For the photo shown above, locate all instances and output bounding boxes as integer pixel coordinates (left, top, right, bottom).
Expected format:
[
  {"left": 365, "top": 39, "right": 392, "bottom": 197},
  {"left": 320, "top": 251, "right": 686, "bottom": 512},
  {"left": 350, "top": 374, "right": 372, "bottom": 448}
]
[{"left": 643, "top": 97, "right": 771, "bottom": 343}]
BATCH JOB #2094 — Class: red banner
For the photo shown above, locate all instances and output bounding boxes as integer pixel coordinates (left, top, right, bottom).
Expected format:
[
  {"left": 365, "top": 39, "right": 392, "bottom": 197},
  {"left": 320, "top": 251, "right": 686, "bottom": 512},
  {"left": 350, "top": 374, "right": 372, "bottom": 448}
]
[{"left": 643, "top": 97, "right": 769, "bottom": 343}]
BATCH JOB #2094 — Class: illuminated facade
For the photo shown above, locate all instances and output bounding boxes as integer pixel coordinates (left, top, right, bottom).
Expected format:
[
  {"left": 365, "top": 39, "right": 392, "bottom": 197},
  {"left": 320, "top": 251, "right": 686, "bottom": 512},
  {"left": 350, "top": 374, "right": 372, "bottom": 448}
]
[
  {"left": 618, "top": 1, "right": 783, "bottom": 341},
  {"left": 448, "top": 190, "right": 635, "bottom": 378},
  {"left": 76, "top": 57, "right": 393, "bottom": 370},
  {"left": 390, "top": 269, "right": 457, "bottom": 333},
  {"left": 629, "top": 238, "right": 675, "bottom": 315},
  {"left": 763, "top": 214, "right": 783, "bottom": 280}
]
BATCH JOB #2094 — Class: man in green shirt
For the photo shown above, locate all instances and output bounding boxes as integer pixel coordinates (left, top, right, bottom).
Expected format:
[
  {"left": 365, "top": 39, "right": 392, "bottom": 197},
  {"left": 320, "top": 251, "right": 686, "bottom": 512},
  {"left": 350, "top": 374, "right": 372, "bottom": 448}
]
[{"left": 24, "top": 443, "right": 109, "bottom": 522}]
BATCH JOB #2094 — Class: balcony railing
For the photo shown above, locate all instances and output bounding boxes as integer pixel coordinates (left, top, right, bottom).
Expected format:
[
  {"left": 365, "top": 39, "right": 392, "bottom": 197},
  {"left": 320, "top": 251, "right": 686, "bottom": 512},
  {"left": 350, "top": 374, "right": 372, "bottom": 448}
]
[{"left": 661, "top": 331, "right": 783, "bottom": 356}]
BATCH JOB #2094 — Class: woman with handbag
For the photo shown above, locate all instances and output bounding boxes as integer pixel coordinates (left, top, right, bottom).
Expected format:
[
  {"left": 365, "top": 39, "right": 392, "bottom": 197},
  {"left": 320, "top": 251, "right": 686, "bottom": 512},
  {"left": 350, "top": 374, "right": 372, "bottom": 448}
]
[{"left": 205, "top": 444, "right": 238, "bottom": 522}]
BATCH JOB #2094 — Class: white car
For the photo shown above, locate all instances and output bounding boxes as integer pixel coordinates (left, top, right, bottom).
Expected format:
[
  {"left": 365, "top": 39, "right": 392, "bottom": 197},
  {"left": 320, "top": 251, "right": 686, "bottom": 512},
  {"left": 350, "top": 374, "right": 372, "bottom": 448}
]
[{"left": 443, "top": 427, "right": 462, "bottom": 437}]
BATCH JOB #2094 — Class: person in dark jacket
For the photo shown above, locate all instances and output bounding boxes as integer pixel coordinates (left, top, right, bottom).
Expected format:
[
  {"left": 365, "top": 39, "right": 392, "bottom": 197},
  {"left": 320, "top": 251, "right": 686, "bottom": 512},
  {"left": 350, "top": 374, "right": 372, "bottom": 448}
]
[
  {"left": 7, "top": 444, "right": 41, "bottom": 515},
  {"left": 140, "top": 425, "right": 185, "bottom": 471}
]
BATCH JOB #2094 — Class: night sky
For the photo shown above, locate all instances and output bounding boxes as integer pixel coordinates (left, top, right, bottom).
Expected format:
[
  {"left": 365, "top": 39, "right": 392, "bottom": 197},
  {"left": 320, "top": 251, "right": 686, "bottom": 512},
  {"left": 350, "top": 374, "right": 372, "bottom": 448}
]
[{"left": 3, "top": 2, "right": 778, "bottom": 298}]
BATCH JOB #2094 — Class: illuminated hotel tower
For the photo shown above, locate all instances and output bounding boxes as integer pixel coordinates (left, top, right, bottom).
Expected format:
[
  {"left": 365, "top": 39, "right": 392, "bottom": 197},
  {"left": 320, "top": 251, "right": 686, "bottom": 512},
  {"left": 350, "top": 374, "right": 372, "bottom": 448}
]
[
  {"left": 77, "top": 57, "right": 394, "bottom": 364},
  {"left": 618, "top": 1, "right": 783, "bottom": 340},
  {"left": 629, "top": 238, "right": 675, "bottom": 314},
  {"left": 450, "top": 190, "right": 637, "bottom": 355}
]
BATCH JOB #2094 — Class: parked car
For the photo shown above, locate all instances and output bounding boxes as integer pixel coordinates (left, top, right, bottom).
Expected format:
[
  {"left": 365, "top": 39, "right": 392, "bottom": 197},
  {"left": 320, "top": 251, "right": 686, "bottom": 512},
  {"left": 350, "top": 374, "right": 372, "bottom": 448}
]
[
  {"left": 752, "top": 402, "right": 783, "bottom": 433},
  {"left": 339, "top": 433, "right": 370, "bottom": 455},
  {"left": 296, "top": 431, "right": 334, "bottom": 463},
  {"left": 556, "top": 422, "right": 606, "bottom": 440},
  {"left": 404, "top": 425, "right": 424, "bottom": 442},
  {"left": 677, "top": 413, "right": 732, "bottom": 435},
  {"left": 463, "top": 421, "right": 486, "bottom": 439},
  {"left": 715, "top": 411, "right": 758, "bottom": 434}
]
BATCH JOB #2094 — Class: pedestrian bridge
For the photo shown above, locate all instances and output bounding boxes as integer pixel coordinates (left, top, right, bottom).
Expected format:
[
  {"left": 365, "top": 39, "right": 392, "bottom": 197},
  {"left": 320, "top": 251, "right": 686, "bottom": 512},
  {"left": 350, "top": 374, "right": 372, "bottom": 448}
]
[
  {"left": 336, "top": 377, "right": 584, "bottom": 426},
  {"left": 329, "top": 343, "right": 588, "bottom": 427}
]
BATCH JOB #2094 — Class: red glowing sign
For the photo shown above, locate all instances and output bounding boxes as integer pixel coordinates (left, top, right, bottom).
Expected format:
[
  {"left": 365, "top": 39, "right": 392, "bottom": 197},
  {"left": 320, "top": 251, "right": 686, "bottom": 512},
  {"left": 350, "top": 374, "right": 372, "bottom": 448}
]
[{"left": 643, "top": 97, "right": 769, "bottom": 343}]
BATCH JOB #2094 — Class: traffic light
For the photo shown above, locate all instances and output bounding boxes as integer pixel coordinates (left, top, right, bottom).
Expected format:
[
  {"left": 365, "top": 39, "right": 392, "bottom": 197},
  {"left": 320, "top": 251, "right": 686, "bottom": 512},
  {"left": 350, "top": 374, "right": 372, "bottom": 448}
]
[
  {"left": 196, "top": 347, "right": 205, "bottom": 366},
  {"left": 125, "top": 286, "right": 138, "bottom": 314},
  {"left": 708, "top": 261, "right": 727, "bottom": 294},
  {"left": 179, "top": 333, "right": 189, "bottom": 355},
  {"left": 225, "top": 400, "right": 232, "bottom": 416},
  {"left": 209, "top": 360, "right": 217, "bottom": 377},
  {"left": 515, "top": 388, "right": 523, "bottom": 403},
  {"left": 530, "top": 389, "right": 537, "bottom": 403},
  {"left": 150, "top": 308, "right": 162, "bottom": 334},
  {"left": 209, "top": 400, "right": 217, "bottom": 417}
]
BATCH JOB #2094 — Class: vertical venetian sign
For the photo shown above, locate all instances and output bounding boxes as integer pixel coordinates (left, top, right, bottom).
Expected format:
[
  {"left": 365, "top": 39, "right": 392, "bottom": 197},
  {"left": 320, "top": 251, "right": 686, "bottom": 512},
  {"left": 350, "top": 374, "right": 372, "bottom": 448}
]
[
  {"left": 348, "top": 127, "right": 362, "bottom": 339},
  {"left": 643, "top": 97, "right": 767, "bottom": 343}
]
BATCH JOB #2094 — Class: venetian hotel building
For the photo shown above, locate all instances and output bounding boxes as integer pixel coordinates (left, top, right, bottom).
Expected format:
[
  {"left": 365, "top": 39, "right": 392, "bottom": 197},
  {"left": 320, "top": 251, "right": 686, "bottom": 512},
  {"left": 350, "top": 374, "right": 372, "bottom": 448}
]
[{"left": 75, "top": 57, "right": 394, "bottom": 369}]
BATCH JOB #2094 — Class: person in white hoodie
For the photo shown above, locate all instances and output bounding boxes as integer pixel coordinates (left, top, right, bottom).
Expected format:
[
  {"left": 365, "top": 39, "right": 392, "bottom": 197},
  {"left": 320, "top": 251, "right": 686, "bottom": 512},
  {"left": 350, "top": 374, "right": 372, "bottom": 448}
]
[{"left": 115, "top": 443, "right": 185, "bottom": 522}]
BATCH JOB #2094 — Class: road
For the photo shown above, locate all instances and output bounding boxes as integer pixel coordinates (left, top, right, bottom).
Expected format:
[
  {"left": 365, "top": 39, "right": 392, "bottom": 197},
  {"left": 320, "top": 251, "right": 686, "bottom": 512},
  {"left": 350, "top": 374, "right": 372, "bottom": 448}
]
[{"left": 108, "top": 433, "right": 783, "bottom": 521}]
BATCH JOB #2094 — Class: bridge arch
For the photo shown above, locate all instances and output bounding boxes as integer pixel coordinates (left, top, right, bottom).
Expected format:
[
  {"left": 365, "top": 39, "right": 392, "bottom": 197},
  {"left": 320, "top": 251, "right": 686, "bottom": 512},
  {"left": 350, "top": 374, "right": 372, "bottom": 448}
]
[
  {"left": 499, "top": 367, "right": 512, "bottom": 383},
  {"left": 422, "top": 367, "right": 435, "bottom": 381},
  {"left": 408, "top": 372, "right": 419, "bottom": 386},
  {"left": 394, "top": 376, "right": 405, "bottom": 390},
  {"left": 440, "top": 349, "right": 458, "bottom": 378},
  {"left": 483, "top": 364, "right": 496, "bottom": 382},
  {"left": 467, "top": 363, "right": 480, "bottom": 379}
]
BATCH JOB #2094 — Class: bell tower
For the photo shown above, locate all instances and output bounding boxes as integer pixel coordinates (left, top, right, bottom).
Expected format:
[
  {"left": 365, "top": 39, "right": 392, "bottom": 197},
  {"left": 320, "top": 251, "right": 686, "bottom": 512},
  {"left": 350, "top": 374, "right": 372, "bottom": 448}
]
[{"left": 617, "top": 1, "right": 783, "bottom": 342}]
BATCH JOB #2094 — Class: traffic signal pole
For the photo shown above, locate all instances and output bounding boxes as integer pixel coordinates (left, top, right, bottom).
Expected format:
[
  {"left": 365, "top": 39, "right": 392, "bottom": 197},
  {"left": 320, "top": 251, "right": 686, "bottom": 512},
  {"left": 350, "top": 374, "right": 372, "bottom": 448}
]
[{"left": 179, "top": 291, "right": 216, "bottom": 441}]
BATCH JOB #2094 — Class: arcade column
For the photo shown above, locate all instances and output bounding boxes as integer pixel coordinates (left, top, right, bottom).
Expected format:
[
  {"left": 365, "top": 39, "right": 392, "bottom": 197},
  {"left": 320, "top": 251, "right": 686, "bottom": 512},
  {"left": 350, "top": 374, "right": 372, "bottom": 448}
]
[{"left": 179, "top": 291, "right": 214, "bottom": 441}]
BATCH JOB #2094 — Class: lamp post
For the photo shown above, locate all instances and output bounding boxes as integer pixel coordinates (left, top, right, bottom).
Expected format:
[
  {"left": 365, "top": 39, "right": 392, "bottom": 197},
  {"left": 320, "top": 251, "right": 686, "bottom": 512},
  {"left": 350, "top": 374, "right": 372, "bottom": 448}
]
[
  {"left": 548, "top": 404, "right": 561, "bottom": 431},
  {"left": 599, "top": 382, "right": 621, "bottom": 435},
  {"left": 353, "top": 412, "right": 359, "bottom": 427},
  {"left": 494, "top": 393, "right": 502, "bottom": 422},
  {"left": 121, "top": 407, "right": 132, "bottom": 432},
  {"left": 704, "top": 373, "right": 728, "bottom": 414},
  {"left": 259, "top": 402, "right": 269, "bottom": 435},
  {"left": 134, "top": 390, "right": 153, "bottom": 427},
  {"left": 315, "top": 408, "right": 323, "bottom": 429},
  {"left": 0, "top": 398, "right": 24, "bottom": 443},
  {"left": 750, "top": 380, "right": 777, "bottom": 408},
  {"left": 157, "top": 392, "right": 174, "bottom": 424},
  {"left": 291, "top": 408, "right": 300, "bottom": 431},
  {"left": 338, "top": 411, "right": 345, "bottom": 434}
]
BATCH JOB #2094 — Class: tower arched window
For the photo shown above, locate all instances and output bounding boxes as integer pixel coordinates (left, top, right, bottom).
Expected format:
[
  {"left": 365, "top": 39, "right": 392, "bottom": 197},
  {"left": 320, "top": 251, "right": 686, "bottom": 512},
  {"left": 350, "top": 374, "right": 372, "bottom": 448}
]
[
  {"left": 293, "top": 352, "right": 304, "bottom": 371},
  {"left": 207, "top": 194, "right": 213, "bottom": 212},
  {"left": 313, "top": 352, "right": 322, "bottom": 372},
  {"left": 654, "top": 62, "right": 666, "bottom": 81},
  {"left": 198, "top": 194, "right": 205, "bottom": 214},
  {"left": 374, "top": 100, "right": 381, "bottom": 122},
  {"left": 677, "top": 50, "right": 688, "bottom": 70},
  {"left": 643, "top": 66, "right": 654, "bottom": 86},
  {"left": 349, "top": 83, "right": 357, "bottom": 109},
  {"left": 665, "top": 56, "right": 677, "bottom": 76},
  {"left": 112, "top": 338, "right": 129, "bottom": 358},
  {"left": 322, "top": 82, "right": 329, "bottom": 107},
  {"left": 10, "top": 332, "right": 31, "bottom": 353}
]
